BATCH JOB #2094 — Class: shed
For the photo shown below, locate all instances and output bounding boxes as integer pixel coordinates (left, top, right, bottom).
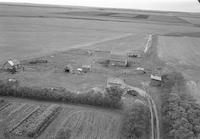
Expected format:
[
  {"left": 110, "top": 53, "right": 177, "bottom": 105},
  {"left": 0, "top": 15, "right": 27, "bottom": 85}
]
[
  {"left": 136, "top": 67, "right": 146, "bottom": 74},
  {"left": 107, "top": 77, "right": 125, "bottom": 88},
  {"left": 64, "top": 64, "right": 74, "bottom": 73},
  {"left": 81, "top": 65, "right": 91, "bottom": 72},
  {"left": 151, "top": 74, "right": 162, "bottom": 81},
  {"left": 150, "top": 74, "right": 162, "bottom": 86},
  {"left": 77, "top": 65, "right": 91, "bottom": 73},
  {"left": 127, "top": 51, "right": 143, "bottom": 58}
]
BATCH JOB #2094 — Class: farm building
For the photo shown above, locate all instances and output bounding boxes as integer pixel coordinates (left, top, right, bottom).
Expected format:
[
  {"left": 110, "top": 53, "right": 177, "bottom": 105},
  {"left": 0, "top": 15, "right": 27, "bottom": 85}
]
[
  {"left": 151, "top": 74, "right": 162, "bottom": 81},
  {"left": 127, "top": 50, "right": 143, "bottom": 58},
  {"left": 2, "top": 59, "right": 22, "bottom": 73},
  {"left": 150, "top": 74, "right": 162, "bottom": 86},
  {"left": 82, "top": 65, "right": 91, "bottom": 72},
  {"left": 64, "top": 64, "right": 74, "bottom": 73},
  {"left": 136, "top": 67, "right": 146, "bottom": 74},
  {"left": 109, "top": 54, "right": 128, "bottom": 67},
  {"left": 77, "top": 65, "right": 92, "bottom": 73},
  {"left": 107, "top": 77, "right": 125, "bottom": 88}
]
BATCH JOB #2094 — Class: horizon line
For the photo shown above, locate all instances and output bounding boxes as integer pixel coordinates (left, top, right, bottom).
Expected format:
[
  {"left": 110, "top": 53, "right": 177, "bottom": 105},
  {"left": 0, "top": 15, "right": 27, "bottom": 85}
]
[{"left": 0, "top": 2, "right": 199, "bottom": 14}]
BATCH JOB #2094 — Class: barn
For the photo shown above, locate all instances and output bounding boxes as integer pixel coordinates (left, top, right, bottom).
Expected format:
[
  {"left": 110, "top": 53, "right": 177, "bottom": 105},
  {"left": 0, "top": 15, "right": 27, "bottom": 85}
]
[{"left": 109, "top": 54, "right": 128, "bottom": 67}]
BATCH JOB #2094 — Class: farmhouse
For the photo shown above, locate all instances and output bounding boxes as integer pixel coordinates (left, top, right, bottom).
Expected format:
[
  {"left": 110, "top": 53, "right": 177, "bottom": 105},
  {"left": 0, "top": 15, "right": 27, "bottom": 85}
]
[{"left": 2, "top": 59, "right": 22, "bottom": 73}]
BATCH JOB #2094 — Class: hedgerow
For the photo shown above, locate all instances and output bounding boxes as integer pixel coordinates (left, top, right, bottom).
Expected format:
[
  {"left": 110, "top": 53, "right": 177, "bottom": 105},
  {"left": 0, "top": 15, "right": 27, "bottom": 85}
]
[{"left": 0, "top": 80, "right": 123, "bottom": 109}]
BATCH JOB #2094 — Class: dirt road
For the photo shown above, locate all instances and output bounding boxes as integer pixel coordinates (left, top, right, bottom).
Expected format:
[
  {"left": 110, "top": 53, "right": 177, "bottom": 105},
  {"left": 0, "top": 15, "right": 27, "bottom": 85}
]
[{"left": 124, "top": 82, "right": 160, "bottom": 139}]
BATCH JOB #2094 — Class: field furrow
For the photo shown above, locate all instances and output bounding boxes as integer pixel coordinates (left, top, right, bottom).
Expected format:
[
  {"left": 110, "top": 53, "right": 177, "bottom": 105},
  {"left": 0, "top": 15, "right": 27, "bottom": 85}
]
[
  {"left": 12, "top": 104, "right": 61, "bottom": 137},
  {"left": 24, "top": 104, "right": 61, "bottom": 137},
  {"left": 12, "top": 105, "right": 47, "bottom": 136},
  {"left": 8, "top": 104, "right": 37, "bottom": 132},
  {"left": 0, "top": 103, "right": 22, "bottom": 119}
]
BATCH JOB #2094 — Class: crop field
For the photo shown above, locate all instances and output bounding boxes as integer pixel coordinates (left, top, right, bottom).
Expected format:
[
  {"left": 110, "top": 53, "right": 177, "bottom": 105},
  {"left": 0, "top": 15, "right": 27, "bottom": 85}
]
[
  {"left": 179, "top": 17, "right": 200, "bottom": 25},
  {"left": 55, "top": 110, "right": 121, "bottom": 139},
  {"left": 0, "top": 100, "right": 62, "bottom": 138},
  {"left": 0, "top": 102, "right": 22, "bottom": 119},
  {"left": 157, "top": 36, "right": 200, "bottom": 68},
  {"left": 11, "top": 104, "right": 61, "bottom": 137},
  {"left": 147, "top": 15, "right": 189, "bottom": 24},
  {"left": 0, "top": 99, "right": 121, "bottom": 139}
]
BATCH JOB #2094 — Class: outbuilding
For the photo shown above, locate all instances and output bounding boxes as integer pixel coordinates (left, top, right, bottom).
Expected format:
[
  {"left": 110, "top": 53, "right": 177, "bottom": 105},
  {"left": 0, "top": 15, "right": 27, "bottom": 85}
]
[
  {"left": 150, "top": 74, "right": 162, "bottom": 86},
  {"left": 2, "top": 59, "right": 22, "bottom": 73},
  {"left": 127, "top": 51, "right": 143, "bottom": 58},
  {"left": 106, "top": 77, "right": 125, "bottom": 88},
  {"left": 109, "top": 54, "right": 128, "bottom": 67}
]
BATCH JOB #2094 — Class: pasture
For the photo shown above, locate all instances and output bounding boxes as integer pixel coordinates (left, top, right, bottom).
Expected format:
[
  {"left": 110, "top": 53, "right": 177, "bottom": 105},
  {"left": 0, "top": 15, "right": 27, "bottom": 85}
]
[{"left": 0, "top": 4, "right": 199, "bottom": 63}]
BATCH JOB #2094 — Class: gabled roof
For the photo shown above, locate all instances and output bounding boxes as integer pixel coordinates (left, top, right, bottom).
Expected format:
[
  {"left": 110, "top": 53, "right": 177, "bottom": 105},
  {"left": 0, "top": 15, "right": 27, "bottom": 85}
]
[
  {"left": 151, "top": 74, "right": 162, "bottom": 81},
  {"left": 7, "top": 59, "right": 20, "bottom": 66}
]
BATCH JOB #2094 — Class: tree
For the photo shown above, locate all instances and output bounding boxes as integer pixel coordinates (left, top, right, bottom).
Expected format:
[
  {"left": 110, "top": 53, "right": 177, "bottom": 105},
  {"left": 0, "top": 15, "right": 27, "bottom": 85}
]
[{"left": 121, "top": 104, "right": 150, "bottom": 139}]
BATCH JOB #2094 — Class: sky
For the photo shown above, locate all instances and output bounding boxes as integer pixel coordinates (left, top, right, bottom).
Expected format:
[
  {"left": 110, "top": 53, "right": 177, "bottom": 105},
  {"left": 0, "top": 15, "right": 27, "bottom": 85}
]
[{"left": 0, "top": 0, "right": 199, "bottom": 13}]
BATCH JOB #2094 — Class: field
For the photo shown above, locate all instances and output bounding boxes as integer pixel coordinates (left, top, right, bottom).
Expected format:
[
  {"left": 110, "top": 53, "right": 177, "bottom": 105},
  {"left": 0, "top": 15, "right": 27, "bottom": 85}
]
[
  {"left": 0, "top": 99, "right": 62, "bottom": 138},
  {"left": 0, "top": 4, "right": 199, "bottom": 63},
  {"left": 54, "top": 110, "right": 121, "bottom": 139},
  {"left": 158, "top": 36, "right": 200, "bottom": 68},
  {"left": 0, "top": 3, "right": 200, "bottom": 139},
  {"left": 157, "top": 36, "right": 200, "bottom": 80},
  {"left": 0, "top": 98, "right": 121, "bottom": 139}
]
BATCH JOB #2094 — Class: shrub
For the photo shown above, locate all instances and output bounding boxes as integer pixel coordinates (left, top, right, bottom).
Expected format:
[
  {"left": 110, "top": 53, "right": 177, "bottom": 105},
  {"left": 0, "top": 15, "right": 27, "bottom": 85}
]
[
  {"left": 97, "top": 59, "right": 110, "bottom": 67},
  {"left": 28, "top": 59, "right": 48, "bottom": 64},
  {"left": 54, "top": 128, "right": 71, "bottom": 139}
]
